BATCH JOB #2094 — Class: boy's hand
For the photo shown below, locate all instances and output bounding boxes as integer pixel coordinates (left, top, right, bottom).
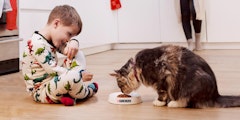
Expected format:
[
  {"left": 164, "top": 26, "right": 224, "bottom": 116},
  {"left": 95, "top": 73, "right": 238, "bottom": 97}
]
[
  {"left": 82, "top": 71, "right": 93, "bottom": 82},
  {"left": 63, "top": 40, "right": 79, "bottom": 59}
]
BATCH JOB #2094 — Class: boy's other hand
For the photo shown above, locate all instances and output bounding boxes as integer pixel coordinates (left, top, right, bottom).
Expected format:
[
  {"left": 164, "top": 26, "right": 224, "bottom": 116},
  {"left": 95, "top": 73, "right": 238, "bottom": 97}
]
[
  {"left": 64, "top": 40, "right": 79, "bottom": 59},
  {"left": 82, "top": 71, "right": 93, "bottom": 82}
]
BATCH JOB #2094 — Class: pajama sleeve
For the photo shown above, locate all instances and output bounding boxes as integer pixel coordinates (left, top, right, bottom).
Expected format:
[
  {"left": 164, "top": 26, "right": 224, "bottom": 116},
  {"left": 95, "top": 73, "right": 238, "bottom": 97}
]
[{"left": 31, "top": 39, "right": 67, "bottom": 75}]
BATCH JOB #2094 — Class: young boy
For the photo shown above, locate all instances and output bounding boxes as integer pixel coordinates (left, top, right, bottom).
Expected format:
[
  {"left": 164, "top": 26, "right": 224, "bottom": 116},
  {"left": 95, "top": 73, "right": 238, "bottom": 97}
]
[{"left": 22, "top": 5, "right": 98, "bottom": 106}]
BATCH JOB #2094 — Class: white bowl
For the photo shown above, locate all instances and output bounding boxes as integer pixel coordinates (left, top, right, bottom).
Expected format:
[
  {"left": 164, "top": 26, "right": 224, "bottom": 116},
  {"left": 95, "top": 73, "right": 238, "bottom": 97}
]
[{"left": 108, "top": 92, "right": 142, "bottom": 105}]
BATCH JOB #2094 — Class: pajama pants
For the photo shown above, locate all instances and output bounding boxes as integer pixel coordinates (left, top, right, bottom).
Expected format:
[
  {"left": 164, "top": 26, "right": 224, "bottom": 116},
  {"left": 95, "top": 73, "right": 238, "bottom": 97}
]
[
  {"left": 33, "top": 51, "right": 94, "bottom": 103},
  {"left": 180, "top": 0, "right": 202, "bottom": 40}
]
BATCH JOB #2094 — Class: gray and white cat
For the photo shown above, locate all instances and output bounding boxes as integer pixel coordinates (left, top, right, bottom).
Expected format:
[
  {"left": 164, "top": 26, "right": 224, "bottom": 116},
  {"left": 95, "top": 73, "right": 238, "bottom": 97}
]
[{"left": 110, "top": 45, "right": 240, "bottom": 108}]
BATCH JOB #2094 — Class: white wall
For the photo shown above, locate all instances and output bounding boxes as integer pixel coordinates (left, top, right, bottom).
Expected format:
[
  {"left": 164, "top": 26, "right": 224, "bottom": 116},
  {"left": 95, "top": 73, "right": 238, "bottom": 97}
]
[{"left": 206, "top": 0, "right": 240, "bottom": 42}]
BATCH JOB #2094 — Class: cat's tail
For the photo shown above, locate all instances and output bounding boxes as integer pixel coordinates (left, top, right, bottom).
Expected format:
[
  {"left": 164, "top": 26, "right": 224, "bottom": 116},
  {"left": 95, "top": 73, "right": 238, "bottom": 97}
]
[{"left": 214, "top": 95, "right": 240, "bottom": 108}]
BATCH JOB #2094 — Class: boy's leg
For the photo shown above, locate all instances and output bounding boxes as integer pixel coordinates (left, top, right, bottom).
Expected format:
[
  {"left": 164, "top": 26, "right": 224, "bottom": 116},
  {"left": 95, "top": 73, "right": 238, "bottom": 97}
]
[
  {"left": 33, "top": 85, "right": 58, "bottom": 104},
  {"left": 32, "top": 51, "right": 95, "bottom": 104},
  {"left": 45, "top": 70, "right": 97, "bottom": 102}
]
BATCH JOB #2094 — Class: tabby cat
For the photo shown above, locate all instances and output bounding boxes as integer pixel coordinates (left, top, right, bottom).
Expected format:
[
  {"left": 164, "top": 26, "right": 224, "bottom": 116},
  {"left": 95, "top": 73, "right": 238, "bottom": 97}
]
[{"left": 110, "top": 45, "right": 240, "bottom": 108}]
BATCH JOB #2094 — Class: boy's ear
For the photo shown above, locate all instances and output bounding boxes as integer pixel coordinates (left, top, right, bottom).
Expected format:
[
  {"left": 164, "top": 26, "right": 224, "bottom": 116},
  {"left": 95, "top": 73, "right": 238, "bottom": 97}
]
[{"left": 52, "top": 18, "right": 61, "bottom": 28}]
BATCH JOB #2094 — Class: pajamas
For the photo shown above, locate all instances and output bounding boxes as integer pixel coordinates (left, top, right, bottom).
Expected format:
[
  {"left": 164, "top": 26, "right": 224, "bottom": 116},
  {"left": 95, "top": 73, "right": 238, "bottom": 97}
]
[
  {"left": 22, "top": 31, "right": 94, "bottom": 103},
  {"left": 33, "top": 67, "right": 94, "bottom": 103}
]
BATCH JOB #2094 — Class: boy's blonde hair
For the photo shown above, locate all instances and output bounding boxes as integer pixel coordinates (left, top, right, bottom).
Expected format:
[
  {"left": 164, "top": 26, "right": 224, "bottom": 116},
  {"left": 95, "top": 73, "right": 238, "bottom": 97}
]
[{"left": 47, "top": 5, "right": 82, "bottom": 35}]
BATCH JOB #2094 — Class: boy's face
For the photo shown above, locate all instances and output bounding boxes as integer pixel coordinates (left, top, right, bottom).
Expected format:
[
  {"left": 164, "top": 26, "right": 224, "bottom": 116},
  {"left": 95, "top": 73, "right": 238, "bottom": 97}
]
[{"left": 51, "top": 20, "right": 79, "bottom": 48}]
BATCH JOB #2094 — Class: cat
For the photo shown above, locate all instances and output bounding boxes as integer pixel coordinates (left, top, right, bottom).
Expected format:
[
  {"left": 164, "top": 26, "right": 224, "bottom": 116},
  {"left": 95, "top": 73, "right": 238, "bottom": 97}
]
[{"left": 110, "top": 45, "right": 240, "bottom": 108}]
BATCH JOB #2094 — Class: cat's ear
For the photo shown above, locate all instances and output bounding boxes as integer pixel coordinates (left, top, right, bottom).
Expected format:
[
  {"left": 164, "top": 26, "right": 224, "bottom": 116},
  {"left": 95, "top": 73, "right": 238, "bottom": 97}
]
[
  {"left": 129, "top": 58, "right": 134, "bottom": 64},
  {"left": 114, "top": 70, "right": 120, "bottom": 73},
  {"left": 109, "top": 73, "right": 118, "bottom": 77},
  {"left": 109, "top": 70, "right": 120, "bottom": 77},
  {"left": 126, "top": 58, "right": 134, "bottom": 67}
]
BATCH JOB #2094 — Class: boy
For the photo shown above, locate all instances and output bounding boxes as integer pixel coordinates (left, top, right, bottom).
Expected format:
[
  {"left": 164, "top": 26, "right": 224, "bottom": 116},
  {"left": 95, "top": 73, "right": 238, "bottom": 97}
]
[{"left": 22, "top": 5, "right": 98, "bottom": 106}]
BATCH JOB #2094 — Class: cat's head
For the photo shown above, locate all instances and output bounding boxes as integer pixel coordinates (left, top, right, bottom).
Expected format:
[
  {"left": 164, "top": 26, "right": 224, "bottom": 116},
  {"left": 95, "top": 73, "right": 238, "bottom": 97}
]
[{"left": 110, "top": 58, "right": 141, "bottom": 94}]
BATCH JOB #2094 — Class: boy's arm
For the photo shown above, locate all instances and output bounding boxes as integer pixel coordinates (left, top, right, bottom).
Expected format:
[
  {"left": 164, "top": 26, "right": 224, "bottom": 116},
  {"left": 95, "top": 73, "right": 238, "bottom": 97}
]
[
  {"left": 32, "top": 41, "right": 67, "bottom": 75},
  {"left": 58, "top": 39, "right": 79, "bottom": 60}
]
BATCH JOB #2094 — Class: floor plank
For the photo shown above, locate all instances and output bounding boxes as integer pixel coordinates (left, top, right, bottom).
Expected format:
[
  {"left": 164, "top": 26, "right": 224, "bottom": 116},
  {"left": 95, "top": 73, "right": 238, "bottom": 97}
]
[{"left": 1, "top": 49, "right": 240, "bottom": 120}]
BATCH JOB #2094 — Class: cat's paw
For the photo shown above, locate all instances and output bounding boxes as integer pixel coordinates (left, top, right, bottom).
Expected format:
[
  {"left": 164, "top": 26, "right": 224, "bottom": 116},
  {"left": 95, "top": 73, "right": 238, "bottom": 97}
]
[
  {"left": 153, "top": 99, "right": 166, "bottom": 107},
  {"left": 167, "top": 101, "right": 187, "bottom": 108}
]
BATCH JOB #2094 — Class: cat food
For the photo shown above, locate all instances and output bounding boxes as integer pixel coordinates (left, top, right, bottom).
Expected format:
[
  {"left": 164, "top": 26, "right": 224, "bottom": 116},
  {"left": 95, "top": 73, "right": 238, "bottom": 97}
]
[{"left": 117, "top": 94, "right": 131, "bottom": 98}]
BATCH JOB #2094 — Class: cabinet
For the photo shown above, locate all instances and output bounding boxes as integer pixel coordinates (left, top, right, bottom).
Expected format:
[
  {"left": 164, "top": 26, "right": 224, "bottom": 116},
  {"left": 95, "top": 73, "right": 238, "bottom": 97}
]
[
  {"left": 0, "top": 38, "right": 21, "bottom": 75},
  {"left": 117, "top": 0, "right": 207, "bottom": 43},
  {"left": 206, "top": 0, "right": 240, "bottom": 42},
  {"left": 159, "top": 0, "right": 185, "bottom": 42},
  {"left": 117, "top": 0, "right": 161, "bottom": 43}
]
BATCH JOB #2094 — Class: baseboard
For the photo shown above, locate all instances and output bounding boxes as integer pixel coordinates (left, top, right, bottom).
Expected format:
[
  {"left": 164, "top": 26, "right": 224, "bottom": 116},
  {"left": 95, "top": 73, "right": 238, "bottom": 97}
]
[
  {"left": 24, "top": 42, "right": 240, "bottom": 63},
  {"left": 112, "top": 43, "right": 163, "bottom": 50},
  {"left": 18, "top": 42, "right": 240, "bottom": 71},
  {"left": 112, "top": 42, "right": 240, "bottom": 50},
  {"left": 201, "top": 42, "right": 240, "bottom": 49},
  {"left": 81, "top": 44, "right": 114, "bottom": 55}
]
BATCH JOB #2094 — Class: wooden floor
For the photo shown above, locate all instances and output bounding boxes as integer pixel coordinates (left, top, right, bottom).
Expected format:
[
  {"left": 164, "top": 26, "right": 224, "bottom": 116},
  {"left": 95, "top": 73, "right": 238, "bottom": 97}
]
[{"left": 1, "top": 48, "right": 240, "bottom": 120}]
